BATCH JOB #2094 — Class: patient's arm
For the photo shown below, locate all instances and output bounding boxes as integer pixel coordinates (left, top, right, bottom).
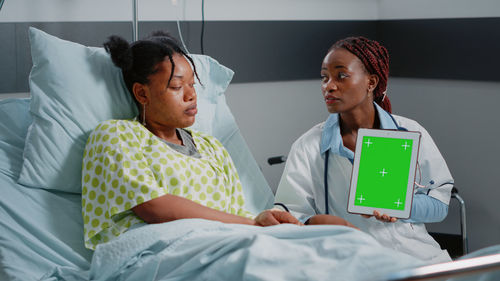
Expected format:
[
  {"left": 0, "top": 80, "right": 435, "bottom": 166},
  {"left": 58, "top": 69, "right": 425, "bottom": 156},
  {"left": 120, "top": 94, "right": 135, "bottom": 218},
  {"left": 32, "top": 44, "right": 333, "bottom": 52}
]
[
  {"left": 306, "top": 214, "right": 358, "bottom": 229},
  {"left": 133, "top": 194, "right": 301, "bottom": 226}
]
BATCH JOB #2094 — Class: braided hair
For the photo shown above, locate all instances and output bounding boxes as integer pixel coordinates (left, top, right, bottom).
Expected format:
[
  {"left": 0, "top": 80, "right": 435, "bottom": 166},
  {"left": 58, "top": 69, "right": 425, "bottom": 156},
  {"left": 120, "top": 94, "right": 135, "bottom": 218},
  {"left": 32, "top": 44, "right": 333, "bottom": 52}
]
[
  {"left": 330, "top": 36, "right": 391, "bottom": 113},
  {"left": 103, "top": 31, "right": 200, "bottom": 107}
]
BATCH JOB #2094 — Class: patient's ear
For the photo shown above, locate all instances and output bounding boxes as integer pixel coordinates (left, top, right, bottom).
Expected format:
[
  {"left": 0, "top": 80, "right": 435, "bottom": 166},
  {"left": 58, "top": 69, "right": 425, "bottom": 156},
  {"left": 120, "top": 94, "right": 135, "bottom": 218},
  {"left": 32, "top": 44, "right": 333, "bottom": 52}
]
[{"left": 132, "top": 82, "right": 148, "bottom": 104}]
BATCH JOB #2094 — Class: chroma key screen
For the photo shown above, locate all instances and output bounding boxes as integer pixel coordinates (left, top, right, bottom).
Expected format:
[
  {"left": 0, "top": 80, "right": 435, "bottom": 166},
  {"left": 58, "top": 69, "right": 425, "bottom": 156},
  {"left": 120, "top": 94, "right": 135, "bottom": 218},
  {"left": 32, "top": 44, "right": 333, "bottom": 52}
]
[{"left": 354, "top": 136, "right": 413, "bottom": 210}]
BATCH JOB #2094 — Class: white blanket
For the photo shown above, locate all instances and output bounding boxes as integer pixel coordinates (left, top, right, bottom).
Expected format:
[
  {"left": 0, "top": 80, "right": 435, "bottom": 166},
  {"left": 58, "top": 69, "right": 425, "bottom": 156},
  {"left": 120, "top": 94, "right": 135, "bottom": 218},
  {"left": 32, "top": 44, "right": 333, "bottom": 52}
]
[{"left": 46, "top": 219, "right": 426, "bottom": 281}]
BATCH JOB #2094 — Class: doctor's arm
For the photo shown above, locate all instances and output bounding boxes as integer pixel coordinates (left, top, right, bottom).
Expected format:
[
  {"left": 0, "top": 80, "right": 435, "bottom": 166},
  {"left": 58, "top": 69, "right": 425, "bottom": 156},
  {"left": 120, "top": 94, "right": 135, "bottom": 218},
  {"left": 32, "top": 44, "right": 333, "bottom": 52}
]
[
  {"left": 403, "top": 194, "right": 448, "bottom": 223},
  {"left": 396, "top": 119, "right": 453, "bottom": 224},
  {"left": 362, "top": 194, "right": 449, "bottom": 223},
  {"left": 405, "top": 123, "right": 453, "bottom": 224}
]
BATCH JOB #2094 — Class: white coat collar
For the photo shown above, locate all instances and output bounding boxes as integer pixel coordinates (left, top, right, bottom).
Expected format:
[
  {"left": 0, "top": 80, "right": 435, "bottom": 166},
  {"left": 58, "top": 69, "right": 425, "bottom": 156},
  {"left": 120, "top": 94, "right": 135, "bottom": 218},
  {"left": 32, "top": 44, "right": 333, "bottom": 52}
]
[{"left": 320, "top": 102, "right": 397, "bottom": 156}]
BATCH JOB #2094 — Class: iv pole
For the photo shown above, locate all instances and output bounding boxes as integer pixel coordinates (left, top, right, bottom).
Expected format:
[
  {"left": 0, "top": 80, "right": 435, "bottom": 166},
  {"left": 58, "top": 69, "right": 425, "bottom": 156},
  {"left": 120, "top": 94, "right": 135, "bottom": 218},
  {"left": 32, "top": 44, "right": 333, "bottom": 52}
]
[{"left": 132, "top": 0, "right": 138, "bottom": 41}]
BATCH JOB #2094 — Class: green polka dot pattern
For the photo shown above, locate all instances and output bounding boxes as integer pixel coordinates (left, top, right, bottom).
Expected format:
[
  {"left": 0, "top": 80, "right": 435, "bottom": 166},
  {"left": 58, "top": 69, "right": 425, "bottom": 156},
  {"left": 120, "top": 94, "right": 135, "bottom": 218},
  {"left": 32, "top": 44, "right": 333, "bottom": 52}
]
[{"left": 81, "top": 119, "right": 254, "bottom": 250}]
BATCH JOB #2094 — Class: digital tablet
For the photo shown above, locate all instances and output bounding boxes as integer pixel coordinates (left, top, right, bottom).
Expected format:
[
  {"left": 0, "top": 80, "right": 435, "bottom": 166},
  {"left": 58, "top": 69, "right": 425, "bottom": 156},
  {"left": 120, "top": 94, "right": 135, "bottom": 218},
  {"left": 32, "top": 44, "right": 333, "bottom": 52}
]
[{"left": 347, "top": 128, "right": 421, "bottom": 219}]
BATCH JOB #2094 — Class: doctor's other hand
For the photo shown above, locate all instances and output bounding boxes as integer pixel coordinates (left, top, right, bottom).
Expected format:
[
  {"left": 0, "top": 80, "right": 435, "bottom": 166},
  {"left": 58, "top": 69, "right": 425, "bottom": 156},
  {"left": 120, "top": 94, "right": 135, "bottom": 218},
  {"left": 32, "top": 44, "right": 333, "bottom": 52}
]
[
  {"left": 306, "top": 214, "right": 359, "bottom": 230},
  {"left": 361, "top": 210, "right": 398, "bottom": 223},
  {"left": 254, "top": 209, "right": 302, "bottom": 226}
]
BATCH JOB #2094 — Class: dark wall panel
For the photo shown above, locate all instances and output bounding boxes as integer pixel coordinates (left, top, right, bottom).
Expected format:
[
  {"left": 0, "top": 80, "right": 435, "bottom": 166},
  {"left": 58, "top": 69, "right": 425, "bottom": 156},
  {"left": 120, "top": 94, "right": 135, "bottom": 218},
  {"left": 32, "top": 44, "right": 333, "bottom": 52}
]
[
  {"left": 5, "top": 22, "right": 132, "bottom": 93},
  {"left": 1, "top": 18, "right": 500, "bottom": 94},
  {"left": 0, "top": 20, "right": 377, "bottom": 93},
  {"left": 0, "top": 24, "right": 16, "bottom": 93},
  {"left": 141, "top": 21, "right": 377, "bottom": 83},
  {"left": 377, "top": 18, "right": 500, "bottom": 81},
  {"left": 207, "top": 21, "right": 377, "bottom": 83}
]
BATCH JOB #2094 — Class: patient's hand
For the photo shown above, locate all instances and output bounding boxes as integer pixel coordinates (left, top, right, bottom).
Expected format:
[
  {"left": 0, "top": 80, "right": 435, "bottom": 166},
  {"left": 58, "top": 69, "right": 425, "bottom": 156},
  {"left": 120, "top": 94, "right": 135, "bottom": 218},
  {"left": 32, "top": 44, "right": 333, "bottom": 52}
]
[
  {"left": 254, "top": 209, "right": 302, "bottom": 226},
  {"left": 306, "top": 214, "right": 358, "bottom": 230},
  {"left": 361, "top": 210, "right": 398, "bottom": 223}
]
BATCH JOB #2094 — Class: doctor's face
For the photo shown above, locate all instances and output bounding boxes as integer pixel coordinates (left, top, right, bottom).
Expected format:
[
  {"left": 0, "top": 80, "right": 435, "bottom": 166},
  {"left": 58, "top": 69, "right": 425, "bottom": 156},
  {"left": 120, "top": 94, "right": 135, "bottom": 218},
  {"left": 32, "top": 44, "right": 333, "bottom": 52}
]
[{"left": 320, "top": 48, "right": 375, "bottom": 114}]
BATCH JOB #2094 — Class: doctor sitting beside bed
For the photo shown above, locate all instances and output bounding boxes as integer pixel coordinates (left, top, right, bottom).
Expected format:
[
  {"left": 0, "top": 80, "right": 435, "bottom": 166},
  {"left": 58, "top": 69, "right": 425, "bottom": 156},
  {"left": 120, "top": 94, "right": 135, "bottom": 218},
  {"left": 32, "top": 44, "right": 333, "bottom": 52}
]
[
  {"left": 275, "top": 36, "right": 454, "bottom": 263},
  {"left": 81, "top": 31, "right": 358, "bottom": 250}
]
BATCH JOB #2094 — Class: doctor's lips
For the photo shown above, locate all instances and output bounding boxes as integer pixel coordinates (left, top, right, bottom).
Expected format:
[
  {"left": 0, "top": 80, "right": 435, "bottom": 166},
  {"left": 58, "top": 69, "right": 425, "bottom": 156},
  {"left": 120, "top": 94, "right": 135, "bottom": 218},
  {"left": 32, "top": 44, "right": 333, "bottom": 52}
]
[
  {"left": 184, "top": 104, "right": 198, "bottom": 116},
  {"left": 325, "top": 95, "right": 341, "bottom": 105}
]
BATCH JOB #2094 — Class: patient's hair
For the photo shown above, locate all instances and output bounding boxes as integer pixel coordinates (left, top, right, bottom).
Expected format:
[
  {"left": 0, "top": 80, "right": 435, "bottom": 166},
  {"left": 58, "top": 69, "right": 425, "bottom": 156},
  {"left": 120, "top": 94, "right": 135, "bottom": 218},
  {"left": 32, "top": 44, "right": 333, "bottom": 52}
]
[
  {"left": 330, "top": 36, "right": 391, "bottom": 113},
  {"left": 103, "top": 31, "right": 200, "bottom": 105}
]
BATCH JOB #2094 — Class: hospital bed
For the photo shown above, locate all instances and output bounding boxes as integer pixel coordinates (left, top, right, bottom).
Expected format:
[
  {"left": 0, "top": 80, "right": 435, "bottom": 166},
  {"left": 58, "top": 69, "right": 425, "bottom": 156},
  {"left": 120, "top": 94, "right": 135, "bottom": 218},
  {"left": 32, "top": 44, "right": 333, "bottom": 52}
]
[{"left": 1, "top": 27, "right": 500, "bottom": 281}]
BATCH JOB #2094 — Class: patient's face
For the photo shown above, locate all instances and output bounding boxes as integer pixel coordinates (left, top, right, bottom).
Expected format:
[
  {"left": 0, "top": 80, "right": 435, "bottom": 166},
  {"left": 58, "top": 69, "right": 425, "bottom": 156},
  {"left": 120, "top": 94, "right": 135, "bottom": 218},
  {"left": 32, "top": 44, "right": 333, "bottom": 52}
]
[
  {"left": 320, "top": 48, "right": 374, "bottom": 114},
  {"left": 144, "top": 54, "right": 197, "bottom": 129}
]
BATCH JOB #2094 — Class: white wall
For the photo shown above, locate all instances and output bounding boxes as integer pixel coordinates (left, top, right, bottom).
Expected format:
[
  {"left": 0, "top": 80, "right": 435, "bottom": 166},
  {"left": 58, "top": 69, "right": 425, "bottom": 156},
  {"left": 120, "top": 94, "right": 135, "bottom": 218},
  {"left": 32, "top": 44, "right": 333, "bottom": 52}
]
[
  {"left": 0, "top": 0, "right": 131, "bottom": 22},
  {"left": 0, "top": 92, "right": 29, "bottom": 100},
  {"left": 142, "top": 0, "right": 379, "bottom": 21},
  {"left": 378, "top": 0, "right": 500, "bottom": 19},
  {"left": 7, "top": 0, "right": 500, "bottom": 22},
  {"left": 0, "top": 0, "right": 378, "bottom": 22},
  {"left": 225, "top": 80, "right": 329, "bottom": 192}
]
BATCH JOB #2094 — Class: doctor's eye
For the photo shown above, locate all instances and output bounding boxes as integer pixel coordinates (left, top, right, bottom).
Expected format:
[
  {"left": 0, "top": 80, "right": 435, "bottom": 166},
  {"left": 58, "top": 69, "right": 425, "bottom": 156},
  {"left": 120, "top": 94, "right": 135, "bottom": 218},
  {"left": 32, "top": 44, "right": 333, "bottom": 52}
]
[{"left": 337, "top": 73, "right": 349, "bottom": 80}]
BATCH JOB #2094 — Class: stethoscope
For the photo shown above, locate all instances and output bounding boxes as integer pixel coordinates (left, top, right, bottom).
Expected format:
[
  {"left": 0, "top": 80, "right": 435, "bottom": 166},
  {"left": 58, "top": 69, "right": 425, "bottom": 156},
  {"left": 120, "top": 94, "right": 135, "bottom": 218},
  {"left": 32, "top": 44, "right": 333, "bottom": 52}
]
[{"left": 323, "top": 113, "right": 433, "bottom": 215}]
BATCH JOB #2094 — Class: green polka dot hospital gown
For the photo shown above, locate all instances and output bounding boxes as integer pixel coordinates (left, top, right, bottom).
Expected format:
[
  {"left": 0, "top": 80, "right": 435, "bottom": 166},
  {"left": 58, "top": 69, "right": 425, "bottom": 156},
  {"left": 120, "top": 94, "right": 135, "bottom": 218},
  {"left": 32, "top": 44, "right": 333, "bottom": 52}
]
[{"left": 82, "top": 119, "right": 255, "bottom": 250}]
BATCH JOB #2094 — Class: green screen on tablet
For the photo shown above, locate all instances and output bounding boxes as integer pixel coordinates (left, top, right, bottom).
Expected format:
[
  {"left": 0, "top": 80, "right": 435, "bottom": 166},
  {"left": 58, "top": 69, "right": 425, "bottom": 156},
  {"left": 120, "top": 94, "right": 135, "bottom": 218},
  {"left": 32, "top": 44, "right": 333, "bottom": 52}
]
[
  {"left": 348, "top": 129, "right": 421, "bottom": 218},
  {"left": 354, "top": 136, "right": 413, "bottom": 210}
]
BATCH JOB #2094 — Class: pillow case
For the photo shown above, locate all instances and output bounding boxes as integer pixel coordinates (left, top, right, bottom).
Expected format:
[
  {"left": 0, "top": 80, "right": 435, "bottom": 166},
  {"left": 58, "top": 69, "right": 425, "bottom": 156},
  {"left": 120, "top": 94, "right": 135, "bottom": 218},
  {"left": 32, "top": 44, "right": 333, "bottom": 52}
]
[
  {"left": 18, "top": 28, "right": 137, "bottom": 192},
  {"left": 19, "top": 28, "right": 228, "bottom": 193}
]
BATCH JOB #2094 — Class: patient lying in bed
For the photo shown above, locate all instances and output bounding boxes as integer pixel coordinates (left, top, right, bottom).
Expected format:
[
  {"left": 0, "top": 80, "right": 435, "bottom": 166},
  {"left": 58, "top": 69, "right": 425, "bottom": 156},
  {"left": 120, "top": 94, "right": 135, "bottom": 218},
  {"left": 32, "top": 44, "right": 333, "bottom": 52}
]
[{"left": 81, "top": 31, "right": 355, "bottom": 250}]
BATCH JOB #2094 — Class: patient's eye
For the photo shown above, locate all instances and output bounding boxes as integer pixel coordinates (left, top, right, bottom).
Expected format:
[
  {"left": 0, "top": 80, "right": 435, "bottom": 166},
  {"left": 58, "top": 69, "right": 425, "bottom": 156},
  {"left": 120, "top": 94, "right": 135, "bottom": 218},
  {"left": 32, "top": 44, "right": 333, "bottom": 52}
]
[
  {"left": 320, "top": 75, "right": 328, "bottom": 83},
  {"left": 169, "top": 84, "right": 182, "bottom": 91}
]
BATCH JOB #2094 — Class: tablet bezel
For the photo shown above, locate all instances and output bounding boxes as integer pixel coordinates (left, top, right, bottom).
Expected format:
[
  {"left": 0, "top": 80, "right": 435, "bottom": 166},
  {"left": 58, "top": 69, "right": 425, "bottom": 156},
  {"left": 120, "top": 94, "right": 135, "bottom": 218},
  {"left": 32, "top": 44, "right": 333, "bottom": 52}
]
[{"left": 347, "top": 128, "right": 421, "bottom": 219}]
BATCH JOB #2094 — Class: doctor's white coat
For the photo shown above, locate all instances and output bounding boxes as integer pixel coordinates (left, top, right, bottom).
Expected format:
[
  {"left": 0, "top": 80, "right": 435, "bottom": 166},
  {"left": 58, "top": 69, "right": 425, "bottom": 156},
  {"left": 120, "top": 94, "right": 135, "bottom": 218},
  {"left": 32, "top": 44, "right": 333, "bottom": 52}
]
[{"left": 275, "top": 114, "right": 454, "bottom": 264}]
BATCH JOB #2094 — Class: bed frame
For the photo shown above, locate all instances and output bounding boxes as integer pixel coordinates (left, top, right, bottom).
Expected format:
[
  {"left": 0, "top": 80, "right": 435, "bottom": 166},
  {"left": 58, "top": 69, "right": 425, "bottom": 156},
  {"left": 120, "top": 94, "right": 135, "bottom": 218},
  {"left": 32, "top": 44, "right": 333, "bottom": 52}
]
[{"left": 386, "top": 253, "right": 500, "bottom": 280}]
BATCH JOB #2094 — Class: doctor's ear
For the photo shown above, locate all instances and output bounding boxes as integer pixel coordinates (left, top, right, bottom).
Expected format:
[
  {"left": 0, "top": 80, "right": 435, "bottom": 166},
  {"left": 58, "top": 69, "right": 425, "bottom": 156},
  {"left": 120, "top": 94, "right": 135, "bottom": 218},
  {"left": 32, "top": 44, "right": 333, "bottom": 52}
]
[
  {"left": 367, "top": 74, "right": 379, "bottom": 93},
  {"left": 132, "top": 82, "right": 149, "bottom": 104}
]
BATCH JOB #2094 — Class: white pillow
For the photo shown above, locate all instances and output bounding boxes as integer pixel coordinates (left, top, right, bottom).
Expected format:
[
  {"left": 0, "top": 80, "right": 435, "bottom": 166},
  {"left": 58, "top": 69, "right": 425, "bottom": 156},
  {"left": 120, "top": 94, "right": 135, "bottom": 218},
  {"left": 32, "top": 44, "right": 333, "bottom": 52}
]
[{"left": 19, "top": 28, "right": 227, "bottom": 193}]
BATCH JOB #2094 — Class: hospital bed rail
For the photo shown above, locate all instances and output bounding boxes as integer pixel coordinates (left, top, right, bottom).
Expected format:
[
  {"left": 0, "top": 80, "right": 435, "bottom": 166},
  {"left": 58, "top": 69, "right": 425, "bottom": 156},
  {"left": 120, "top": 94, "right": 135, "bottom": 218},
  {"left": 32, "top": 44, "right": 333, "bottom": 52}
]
[{"left": 385, "top": 253, "right": 500, "bottom": 280}]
